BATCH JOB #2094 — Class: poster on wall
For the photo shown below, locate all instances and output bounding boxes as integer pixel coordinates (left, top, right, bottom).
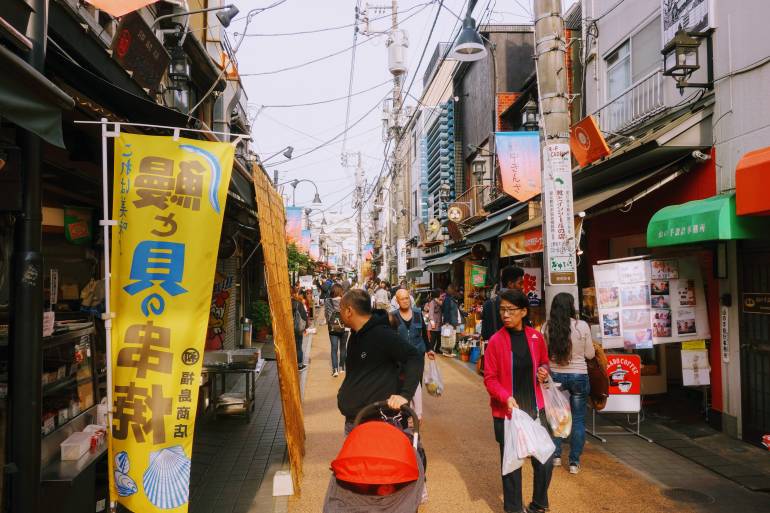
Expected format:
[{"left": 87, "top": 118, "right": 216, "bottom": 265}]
[
  {"left": 522, "top": 267, "right": 543, "bottom": 307},
  {"left": 594, "top": 257, "right": 710, "bottom": 349},
  {"left": 682, "top": 348, "right": 711, "bottom": 386},
  {"left": 470, "top": 264, "right": 487, "bottom": 287},
  {"left": 662, "top": 0, "right": 714, "bottom": 47},
  {"left": 593, "top": 259, "right": 652, "bottom": 349}
]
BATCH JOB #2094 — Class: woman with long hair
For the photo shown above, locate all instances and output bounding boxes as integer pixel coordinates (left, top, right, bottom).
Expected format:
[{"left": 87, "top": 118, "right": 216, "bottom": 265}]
[
  {"left": 483, "top": 289, "right": 552, "bottom": 513},
  {"left": 324, "top": 283, "right": 348, "bottom": 377},
  {"left": 543, "top": 292, "right": 595, "bottom": 474}
]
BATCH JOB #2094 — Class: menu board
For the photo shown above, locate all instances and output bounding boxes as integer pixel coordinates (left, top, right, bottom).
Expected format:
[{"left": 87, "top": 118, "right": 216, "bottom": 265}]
[{"left": 593, "top": 257, "right": 710, "bottom": 349}]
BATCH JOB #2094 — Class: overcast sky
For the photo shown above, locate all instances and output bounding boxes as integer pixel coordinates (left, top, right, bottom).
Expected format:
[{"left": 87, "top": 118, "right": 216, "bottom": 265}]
[{"left": 227, "top": 0, "right": 573, "bottom": 220}]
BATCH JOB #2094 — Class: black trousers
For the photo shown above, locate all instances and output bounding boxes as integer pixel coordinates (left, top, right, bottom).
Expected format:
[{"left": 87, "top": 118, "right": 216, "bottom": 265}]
[
  {"left": 429, "top": 330, "right": 442, "bottom": 353},
  {"left": 493, "top": 413, "right": 553, "bottom": 512}
]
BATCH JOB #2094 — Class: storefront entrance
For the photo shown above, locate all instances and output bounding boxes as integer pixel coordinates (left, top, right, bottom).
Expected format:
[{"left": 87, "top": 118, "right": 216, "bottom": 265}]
[{"left": 739, "top": 242, "right": 770, "bottom": 445}]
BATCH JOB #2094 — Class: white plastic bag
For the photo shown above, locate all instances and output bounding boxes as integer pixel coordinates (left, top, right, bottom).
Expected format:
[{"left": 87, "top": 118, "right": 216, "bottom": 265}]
[
  {"left": 502, "top": 416, "right": 524, "bottom": 475},
  {"left": 541, "top": 377, "right": 572, "bottom": 438},
  {"left": 424, "top": 359, "right": 444, "bottom": 397},
  {"left": 508, "top": 409, "right": 556, "bottom": 465}
]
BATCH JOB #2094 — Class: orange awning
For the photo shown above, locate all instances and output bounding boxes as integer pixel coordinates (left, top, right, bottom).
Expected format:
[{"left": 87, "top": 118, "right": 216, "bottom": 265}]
[{"left": 736, "top": 146, "right": 770, "bottom": 216}]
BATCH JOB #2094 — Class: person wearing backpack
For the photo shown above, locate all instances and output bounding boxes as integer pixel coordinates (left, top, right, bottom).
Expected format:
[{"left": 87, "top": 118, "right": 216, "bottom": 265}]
[
  {"left": 291, "top": 287, "right": 308, "bottom": 371},
  {"left": 542, "top": 292, "right": 595, "bottom": 474},
  {"left": 325, "top": 283, "right": 348, "bottom": 377}
]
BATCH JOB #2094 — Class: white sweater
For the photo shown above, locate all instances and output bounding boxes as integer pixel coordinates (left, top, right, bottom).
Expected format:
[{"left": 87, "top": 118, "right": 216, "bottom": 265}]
[{"left": 543, "top": 319, "right": 595, "bottom": 374}]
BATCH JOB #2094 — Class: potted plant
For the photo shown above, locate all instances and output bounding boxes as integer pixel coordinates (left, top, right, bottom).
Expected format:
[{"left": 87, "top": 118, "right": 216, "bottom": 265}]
[{"left": 250, "top": 300, "right": 272, "bottom": 342}]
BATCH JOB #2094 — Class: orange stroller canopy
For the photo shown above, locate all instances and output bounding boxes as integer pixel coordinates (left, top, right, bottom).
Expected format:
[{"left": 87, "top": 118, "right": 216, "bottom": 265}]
[{"left": 331, "top": 421, "right": 419, "bottom": 485}]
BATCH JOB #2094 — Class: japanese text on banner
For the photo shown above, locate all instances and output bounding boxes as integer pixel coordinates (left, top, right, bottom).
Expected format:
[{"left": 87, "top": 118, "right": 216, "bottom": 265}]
[{"left": 110, "top": 133, "right": 234, "bottom": 512}]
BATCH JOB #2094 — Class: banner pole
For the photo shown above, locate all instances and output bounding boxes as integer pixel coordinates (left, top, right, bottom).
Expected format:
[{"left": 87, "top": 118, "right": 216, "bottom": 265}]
[{"left": 99, "top": 118, "right": 118, "bottom": 512}]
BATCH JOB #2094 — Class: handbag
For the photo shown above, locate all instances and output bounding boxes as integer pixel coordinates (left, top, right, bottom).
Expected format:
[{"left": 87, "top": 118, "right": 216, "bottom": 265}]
[{"left": 586, "top": 341, "right": 609, "bottom": 410}]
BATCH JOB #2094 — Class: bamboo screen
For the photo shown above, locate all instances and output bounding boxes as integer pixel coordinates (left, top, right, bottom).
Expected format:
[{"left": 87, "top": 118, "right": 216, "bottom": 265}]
[{"left": 251, "top": 165, "right": 305, "bottom": 492}]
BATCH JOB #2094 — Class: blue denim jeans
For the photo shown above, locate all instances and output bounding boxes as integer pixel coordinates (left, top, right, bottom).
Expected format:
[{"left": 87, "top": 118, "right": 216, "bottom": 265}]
[
  {"left": 329, "top": 332, "right": 347, "bottom": 371},
  {"left": 550, "top": 372, "right": 589, "bottom": 466}
]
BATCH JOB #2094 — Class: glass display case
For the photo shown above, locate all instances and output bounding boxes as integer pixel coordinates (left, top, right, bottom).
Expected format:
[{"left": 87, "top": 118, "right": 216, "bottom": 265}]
[{"left": 40, "top": 323, "right": 105, "bottom": 467}]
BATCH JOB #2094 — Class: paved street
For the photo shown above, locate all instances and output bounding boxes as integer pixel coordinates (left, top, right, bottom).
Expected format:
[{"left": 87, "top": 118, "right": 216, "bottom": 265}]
[{"left": 289, "top": 329, "right": 701, "bottom": 512}]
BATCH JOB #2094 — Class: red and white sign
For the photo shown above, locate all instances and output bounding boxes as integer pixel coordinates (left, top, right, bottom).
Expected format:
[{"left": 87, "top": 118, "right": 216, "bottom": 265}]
[
  {"left": 521, "top": 268, "right": 543, "bottom": 307},
  {"left": 604, "top": 354, "right": 642, "bottom": 412},
  {"left": 607, "top": 355, "right": 641, "bottom": 395}
]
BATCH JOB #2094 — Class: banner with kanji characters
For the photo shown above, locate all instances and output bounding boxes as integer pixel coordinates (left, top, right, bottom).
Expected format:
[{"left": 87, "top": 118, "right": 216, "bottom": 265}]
[{"left": 109, "top": 133, "right": 234, "bottom": 512}]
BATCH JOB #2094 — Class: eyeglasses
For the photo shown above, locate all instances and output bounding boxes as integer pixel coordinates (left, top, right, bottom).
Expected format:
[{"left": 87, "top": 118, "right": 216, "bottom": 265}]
[{"left": 499, "top": 307, "right": 525, "bottom": 316}]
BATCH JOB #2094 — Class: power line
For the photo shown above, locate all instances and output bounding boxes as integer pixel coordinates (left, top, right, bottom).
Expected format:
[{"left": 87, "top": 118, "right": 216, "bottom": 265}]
[
  {"left": 240, "top": 2, "right": 433, "bottom": 77},
  {"left": 232, "top": 1, "right": 436, "bottom": 37},
  {"left": 254, "top": 79, "right": 391, "bottom": 108},
  {"left": 265, "top": 91, "right": 391, "bottom": 167},
  {"left": 341, "top": 3, "right": 361, "bottom": 156}
]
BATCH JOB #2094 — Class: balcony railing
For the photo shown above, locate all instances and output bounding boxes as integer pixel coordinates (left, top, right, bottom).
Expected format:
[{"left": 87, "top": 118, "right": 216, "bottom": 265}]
[
  {"left": 454, "top": 184, "right": 490, "bottom": 223},
  {"left": 593, "top": 70, "right": 666, "bottom": 135}
]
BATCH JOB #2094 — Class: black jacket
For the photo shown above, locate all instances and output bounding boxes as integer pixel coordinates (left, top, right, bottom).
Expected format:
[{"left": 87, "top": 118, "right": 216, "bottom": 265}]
[{"left": 337, "top": 311, "right": 424, "bottom": 419}]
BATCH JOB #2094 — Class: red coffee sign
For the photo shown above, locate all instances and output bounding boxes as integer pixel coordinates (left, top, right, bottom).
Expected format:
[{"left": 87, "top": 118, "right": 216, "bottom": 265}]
[{"left": 607, "top": 354, "right": 641, "bottom": 395}]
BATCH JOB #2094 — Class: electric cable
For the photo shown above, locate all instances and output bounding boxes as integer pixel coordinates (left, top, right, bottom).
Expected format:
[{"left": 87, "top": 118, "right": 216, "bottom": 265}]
[
  {"left": 232, "top": 1, "right": 436, "bottom": 37},
  {"left": 341, "top": 2, "right": 361, "bottom": 157},
  {"left": 240, "top": 2, "right": 432, "bottom": 77},
  {"left": 254, "top": 79, "right": 391, "bottom": 108}
]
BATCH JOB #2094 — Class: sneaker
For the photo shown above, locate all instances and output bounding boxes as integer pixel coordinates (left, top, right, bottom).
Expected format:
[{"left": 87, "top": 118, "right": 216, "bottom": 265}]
[
  {"left": 298, "top": 364, "right": 307, "bottom": 371},
  {"left": 332, "top": 369, "right": 339, "bottom": 377},
  {"left": 552, "top": 457, "right": 561, "bottom": 467},
  {"left": 569, "top": 464, "right": 580, "bottom": 474},
  {"left": 340, "top": 366, "right": 346, "bottom": 373}
]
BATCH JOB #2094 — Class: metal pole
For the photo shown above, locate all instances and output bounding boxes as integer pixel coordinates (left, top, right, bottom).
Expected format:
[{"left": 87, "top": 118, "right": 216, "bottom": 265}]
[
  {"left": 532, "top": 0, "right": 579, "bottom": 312},
  {"left": 9, "top": 1, "right": 47, "bottom": 511}
]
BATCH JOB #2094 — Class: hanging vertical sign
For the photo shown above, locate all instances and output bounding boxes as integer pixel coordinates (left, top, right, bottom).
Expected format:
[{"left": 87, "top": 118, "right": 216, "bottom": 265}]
[
  {"left": 494, "top": 132, "right": 542, "bottom": 202},
  {"left": 542, "top": 143, "right": 577, "bottom": 285},
  {"left": 720, "top": 306, "right": 729, "bottom": 363},
  {"left": 110, "top": 133, "right": 233, "bottom": 512},
  {"left": 285, "top": 207, "right": 302, "bottom": 245},
  {"left": 397, "top": 238, "right": 407, "bottom": 277}
]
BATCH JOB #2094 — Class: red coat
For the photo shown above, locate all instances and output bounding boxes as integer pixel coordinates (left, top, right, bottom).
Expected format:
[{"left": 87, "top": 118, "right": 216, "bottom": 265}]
[{"left": 483, "top": 326, "right": 549, "bottom": 419}]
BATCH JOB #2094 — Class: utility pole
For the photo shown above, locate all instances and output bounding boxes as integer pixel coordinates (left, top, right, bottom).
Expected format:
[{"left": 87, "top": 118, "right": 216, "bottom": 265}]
[
  {"left": 353, "top": 153, "right": 364, "bottom": 280},
  {"left": 532, "top": 0, "right": 579, "bottom": 311}
]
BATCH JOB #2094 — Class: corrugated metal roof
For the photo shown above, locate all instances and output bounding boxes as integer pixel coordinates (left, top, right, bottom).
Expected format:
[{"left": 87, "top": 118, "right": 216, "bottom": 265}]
[{"left": 565, "top": 1, "right": 583, "bottom": 31}]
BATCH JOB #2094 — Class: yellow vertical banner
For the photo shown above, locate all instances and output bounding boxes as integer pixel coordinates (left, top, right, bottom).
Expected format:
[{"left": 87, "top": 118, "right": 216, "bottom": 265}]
[{"left": 109, "top": 133, "right": 233, "bottom": 512}]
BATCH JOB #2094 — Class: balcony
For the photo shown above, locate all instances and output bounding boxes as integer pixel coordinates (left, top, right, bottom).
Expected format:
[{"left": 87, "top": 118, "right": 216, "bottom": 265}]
[
  {"left": 593, "top": 70, "right": 666, "bottom": 135},
  {"left": 453, "top": 184, "right": 491, "bottom": 224}
]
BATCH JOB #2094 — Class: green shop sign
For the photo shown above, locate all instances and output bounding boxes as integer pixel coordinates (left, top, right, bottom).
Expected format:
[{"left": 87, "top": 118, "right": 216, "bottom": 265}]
[{"left": 647, "top": 193, "right": 769, "bottom": 247}]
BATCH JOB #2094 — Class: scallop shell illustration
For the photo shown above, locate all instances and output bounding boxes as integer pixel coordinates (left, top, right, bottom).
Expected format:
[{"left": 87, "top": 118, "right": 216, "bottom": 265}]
[
  {"left": 115, "top": 471, "right": 138, "bottom": 497},
  {"left": 142, "top": 445, "right": 191, "bottom": 509},
  {"left": 115, "top": 451, "right": 130, "bottom": 474}
]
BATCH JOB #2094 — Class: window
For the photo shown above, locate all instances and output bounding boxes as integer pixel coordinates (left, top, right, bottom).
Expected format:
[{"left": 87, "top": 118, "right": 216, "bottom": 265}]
[{"left": 605, "top": 16, "right": 662, "bottom": 101}]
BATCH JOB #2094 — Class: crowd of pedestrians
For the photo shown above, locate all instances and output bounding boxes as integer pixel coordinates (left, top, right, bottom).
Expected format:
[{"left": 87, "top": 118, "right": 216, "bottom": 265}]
[{"left": 291, "top": 267, "right": 597, "bottom": 512}]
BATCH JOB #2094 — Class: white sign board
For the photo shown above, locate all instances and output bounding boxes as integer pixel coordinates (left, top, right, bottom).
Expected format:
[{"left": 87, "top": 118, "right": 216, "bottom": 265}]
[
  {"left": 298, "top": 275, "right": 313, "bottom": 290},
  {"left": 682, "top": 349, "right": 711, "bottom": 386},
  {"left": 542, "top": 143, "right": 576, "bottom": 285},
  {"left": 662, "top": 0, "right": 714, "bottom": 45},
  {"left": 594, "top": 257, "right": 710, "bottom": 349},
  {"left": 396, "top": 238, "right": 407, "bottom": 278}
]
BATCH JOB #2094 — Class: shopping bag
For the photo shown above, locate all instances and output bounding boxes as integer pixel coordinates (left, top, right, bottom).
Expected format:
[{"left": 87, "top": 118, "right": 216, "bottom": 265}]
[
  {"left": 540, "top": 377, "right": 572, "bottom": 438},
  {"left": 502, "top": 416, "right": 524, "bottom": 475},
  {"left": 510, "top": 409, "right": 555, "bottom": 464},
  {"left": 440, "top": 324, "right": 456, "bottom": 352},
  {"left": 424, "top": 359, "right": 444, "bottom": 397}
]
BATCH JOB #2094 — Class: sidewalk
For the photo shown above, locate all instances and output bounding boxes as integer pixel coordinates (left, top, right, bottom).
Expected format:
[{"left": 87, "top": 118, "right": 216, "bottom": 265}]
[{"left": 288, "top": 329, "right": 695, "bottom": 513}]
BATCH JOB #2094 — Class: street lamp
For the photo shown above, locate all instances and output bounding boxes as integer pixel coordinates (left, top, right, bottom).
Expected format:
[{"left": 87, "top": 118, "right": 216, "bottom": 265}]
[
  {"left": 522, "top": 99, "right": 539, "bottom": 131},
  {"left": 277, "top": 178, "right": 322, "bottom": 206},
  {"left": 450, "top": 0, "right": 487, "bottom": 62},
  {"left": 662, "top": 30, "right": 700, "bottom": 79},
  {"left": 153, "top": 4, "right": 239, "bottom": 46}
]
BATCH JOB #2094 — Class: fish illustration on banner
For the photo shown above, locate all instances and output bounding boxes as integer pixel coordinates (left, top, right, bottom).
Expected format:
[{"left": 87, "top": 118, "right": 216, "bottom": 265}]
[
  {"left": 109, "top": 132, "right": 233, "bottom": 512},
  {"left": 494, "top": 132, "right": 541, "bottom": 202}
]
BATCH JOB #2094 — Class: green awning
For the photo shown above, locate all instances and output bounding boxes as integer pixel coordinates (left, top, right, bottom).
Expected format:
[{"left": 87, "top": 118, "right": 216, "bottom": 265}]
[
  {"left": 647, "top": 193, "right": 769, "bottom": 247},
  {"left": 0, "top": 44, "right": 73, "bottom": 148},
  {"left": 423, "top": 248, "right": 471, "bottom": 274}
]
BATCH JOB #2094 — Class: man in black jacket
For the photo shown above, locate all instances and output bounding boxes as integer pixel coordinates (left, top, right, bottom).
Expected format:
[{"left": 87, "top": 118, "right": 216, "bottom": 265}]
[
  {"left": 337, "top": 289, "right": 424, "bottom": 434},
  {"left": 480, "top": 266, "right": 526, "bottom": 341}
]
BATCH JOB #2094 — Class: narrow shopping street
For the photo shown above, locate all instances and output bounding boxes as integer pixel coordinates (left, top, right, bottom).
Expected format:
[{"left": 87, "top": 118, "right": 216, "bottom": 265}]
[{"left": 289, "top": 328, "right": 692, "bottom": 513}]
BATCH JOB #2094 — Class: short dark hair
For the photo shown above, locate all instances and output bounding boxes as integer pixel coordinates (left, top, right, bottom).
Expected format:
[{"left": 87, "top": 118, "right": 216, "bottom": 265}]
[
  {"left": 446, "top": 283, "right": 457, "bottom": 294},
  {"left": 501, "top": 266, "right": 525, "bottom": 287},
  {"left": 341, "top": 289, "right": 372, "bottom": 315},
  {"left": 498, "top": 288, "right": 529, "bottom": 309}
]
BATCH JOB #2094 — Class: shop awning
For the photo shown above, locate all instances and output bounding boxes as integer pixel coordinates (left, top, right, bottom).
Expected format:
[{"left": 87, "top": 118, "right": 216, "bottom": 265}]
[
  {"left": 736, "top": 146, "right": 770, "bottom": 216},
  {"left": 405, "top": 267, "right": 424, "bottom": 278},
  {"left": 0, "top": 44, "right": 73, "bottom": 147},
  {"left": 647, "top": 193, "right": 770, "bottom": 247},
  {"left": 423, "top": 248, "right": 471, "bottom": 274},
  {"left": 464, "top": 202, "right": 527, "bottom": 244}
]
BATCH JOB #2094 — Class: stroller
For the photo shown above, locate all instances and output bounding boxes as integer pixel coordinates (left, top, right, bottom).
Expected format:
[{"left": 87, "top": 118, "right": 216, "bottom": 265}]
[{"left": 323, "top": 402, "right": 426, "bottom": 512}]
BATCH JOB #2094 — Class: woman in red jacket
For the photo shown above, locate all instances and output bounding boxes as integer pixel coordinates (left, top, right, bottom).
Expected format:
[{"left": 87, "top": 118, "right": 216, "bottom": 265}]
[{"left": 483, "top": 289, "right": 552, "bottom": 513}]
